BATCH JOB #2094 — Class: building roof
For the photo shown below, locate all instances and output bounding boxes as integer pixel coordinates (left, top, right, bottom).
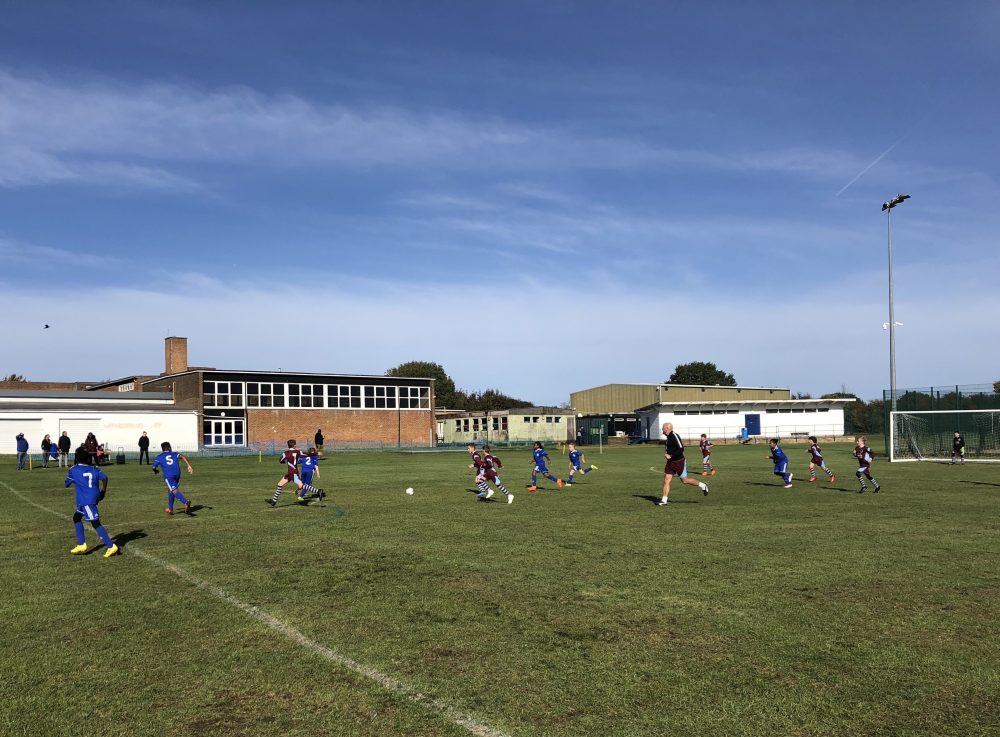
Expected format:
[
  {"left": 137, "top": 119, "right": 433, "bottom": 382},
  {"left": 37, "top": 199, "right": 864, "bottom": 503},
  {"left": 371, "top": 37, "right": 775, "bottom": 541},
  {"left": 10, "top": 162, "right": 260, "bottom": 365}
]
[
  {"left": 575, "top": 382, "right": 789, "bottom": 392},
  {"left": 0, "top": 389, "right": 186, "bottom": 413},
  {"left": 636, "top": 398, "right": 855, "bottom": 412},
  {"left": 148, "top": 369, "right": 435, "bottom": 383}
]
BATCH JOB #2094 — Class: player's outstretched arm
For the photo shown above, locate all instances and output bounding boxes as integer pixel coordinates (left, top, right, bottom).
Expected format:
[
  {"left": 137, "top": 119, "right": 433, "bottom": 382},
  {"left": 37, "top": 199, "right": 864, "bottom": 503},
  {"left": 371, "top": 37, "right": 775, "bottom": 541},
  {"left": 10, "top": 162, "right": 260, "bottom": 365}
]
[{"left": 179, "top": 453, "right": 194, "bottom": 474}]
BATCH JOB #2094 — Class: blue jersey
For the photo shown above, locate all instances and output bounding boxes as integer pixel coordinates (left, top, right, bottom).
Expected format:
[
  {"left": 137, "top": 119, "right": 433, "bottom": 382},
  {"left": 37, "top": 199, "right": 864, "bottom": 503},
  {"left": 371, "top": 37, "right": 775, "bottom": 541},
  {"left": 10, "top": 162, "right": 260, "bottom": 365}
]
[
  {"left": 65, "top": 464, "right": 107, "bottom": 507},
  {"left": 533, "top": 448, "right": 550, "bottom": 468},
  {"left": 300, "top": 454, "right": 318, "bottom": 479},
  {"left": 569, "top": 450, "right": 582, "bottom": 467},
  {"left": 152, "top": 451, "right": 183, "bottom": 480},
  {"left": 770, "top": 446, "right": 789, "bottom": 467}
]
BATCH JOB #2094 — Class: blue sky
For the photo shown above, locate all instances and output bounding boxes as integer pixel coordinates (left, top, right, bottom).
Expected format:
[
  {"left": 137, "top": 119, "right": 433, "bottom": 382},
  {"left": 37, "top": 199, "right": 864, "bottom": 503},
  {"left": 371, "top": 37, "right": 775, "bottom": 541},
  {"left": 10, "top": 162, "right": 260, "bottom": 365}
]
[{"left": 1, "top": 1, "right": 997, "bottom": 403}]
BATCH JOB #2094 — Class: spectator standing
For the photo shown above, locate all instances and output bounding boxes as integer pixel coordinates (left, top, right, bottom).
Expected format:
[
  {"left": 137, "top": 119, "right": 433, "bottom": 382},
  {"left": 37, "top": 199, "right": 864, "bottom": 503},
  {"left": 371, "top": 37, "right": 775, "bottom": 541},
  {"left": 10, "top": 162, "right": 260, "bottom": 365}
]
[
  {"left": 41, "top": 434, "right": 53, "bottom": 468},
  {"left": 15, "top": 433, "right": 29, "bottom": 470},
  {"left": 315, "top": 429, "right": 324, "bottom": 455},
  {"left": 58, "top": 431, "right": 72, "bottom": 468},
  {"left": 84, "top": 433, "right": 99, "bottom": 465},
  {"left": 138, "top": 431, "right": 151, "bottom": 465}
]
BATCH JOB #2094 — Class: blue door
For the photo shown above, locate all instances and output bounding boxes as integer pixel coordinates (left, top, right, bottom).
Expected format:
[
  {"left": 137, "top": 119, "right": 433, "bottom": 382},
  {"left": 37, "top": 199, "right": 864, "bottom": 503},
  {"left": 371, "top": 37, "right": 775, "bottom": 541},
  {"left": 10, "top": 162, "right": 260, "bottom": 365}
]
[{"left": 745, "top": 414, "right": 761, "bottom": 436}]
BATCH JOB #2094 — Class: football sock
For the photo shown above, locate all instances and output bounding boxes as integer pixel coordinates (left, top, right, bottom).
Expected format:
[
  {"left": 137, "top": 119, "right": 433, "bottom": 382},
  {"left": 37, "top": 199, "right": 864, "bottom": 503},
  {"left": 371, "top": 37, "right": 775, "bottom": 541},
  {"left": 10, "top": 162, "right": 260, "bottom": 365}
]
[
  {"left": 166, "top": 491, "right": 175, "bottom": 511},
  {"left": 545, "top": 473, "right": 558, "bottom": 483},
  {"left": 91, "top": 521, "right": 114, "bottom": 548},
  {"left": 74, "top": 521, "right": 86, "bottom": 545},
  {"left": 583, "top": 467, "right": 592, "bottom": 474},
  {"left": 497, "top": 483, "right": 509, "bottom": 496},
  {"left": 302, "top": 483, "right": 319, "bottom": 495},
  {"left": 270, "top": 488, "right": 283, "bottom": 503},
  {"left": 173, "top": 490, "right": 189, "bottom": 505},
  {"left": 531, "top": 474, "right": 538, "bottom": 485}
]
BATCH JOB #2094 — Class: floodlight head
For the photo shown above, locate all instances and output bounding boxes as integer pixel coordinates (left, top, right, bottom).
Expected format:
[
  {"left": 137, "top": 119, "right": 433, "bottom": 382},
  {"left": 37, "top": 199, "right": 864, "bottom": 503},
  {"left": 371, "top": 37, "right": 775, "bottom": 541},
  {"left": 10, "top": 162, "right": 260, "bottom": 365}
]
[{"left": 882, "top": 193, "right": 911, "bottom": 211}]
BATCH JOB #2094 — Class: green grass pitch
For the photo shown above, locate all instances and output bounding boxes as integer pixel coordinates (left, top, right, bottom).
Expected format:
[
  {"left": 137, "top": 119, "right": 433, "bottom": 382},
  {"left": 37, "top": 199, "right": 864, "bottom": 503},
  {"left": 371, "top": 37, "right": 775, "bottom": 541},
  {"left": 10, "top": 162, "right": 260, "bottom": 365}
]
[{"left": 1, "top": 443, "right": 997, "bottom": 737}]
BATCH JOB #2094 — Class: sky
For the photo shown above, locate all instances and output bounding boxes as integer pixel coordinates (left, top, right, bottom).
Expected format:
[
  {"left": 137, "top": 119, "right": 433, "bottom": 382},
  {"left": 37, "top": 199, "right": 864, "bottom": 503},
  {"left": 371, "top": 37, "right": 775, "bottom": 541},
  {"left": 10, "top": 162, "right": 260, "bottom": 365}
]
[{"left": 1, "top": 1, "right": 998, "bottom": 403}]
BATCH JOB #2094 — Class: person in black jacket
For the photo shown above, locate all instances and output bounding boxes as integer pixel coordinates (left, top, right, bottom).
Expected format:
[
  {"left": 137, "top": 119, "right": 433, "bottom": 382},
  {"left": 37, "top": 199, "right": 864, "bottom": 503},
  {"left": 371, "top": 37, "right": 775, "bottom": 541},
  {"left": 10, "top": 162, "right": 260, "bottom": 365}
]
[
  {"left": 659, "top": 422, "right": 709, "bottom": 506},
  {"left": 58, "top": 431, "right": 72, "bottom": 468},
  {"left": 315, "top": 429, "right": 324, "bottom": 455},
  {"left": 138, "top": 431, "right": 151, "bottom": 464}
]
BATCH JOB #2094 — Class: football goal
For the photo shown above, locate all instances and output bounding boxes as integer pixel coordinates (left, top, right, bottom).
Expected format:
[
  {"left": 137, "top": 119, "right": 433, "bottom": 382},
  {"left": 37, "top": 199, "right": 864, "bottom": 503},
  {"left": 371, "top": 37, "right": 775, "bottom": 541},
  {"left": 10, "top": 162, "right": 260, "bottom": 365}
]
[{"left": 889, "top": 410, "right": 1000, "bottom": 462}]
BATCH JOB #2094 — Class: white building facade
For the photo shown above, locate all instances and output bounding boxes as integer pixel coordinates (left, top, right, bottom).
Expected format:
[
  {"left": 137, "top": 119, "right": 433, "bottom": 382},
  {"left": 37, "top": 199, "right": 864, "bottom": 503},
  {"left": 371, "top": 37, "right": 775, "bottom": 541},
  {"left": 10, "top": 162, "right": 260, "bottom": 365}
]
[
  {"left": 0, "top": 390, "right": 199, "bottom": 456},
  {"left": 637, "top": 399, "right": 853, "bottom": 442}
]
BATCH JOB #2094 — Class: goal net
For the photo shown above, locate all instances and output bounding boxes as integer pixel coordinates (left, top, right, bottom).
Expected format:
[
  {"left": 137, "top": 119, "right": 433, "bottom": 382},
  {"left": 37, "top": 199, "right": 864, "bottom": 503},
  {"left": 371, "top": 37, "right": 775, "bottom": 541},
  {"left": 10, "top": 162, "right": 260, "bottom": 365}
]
[{"left": 889, "top": 410, "right": 1000, "bottom": 462}]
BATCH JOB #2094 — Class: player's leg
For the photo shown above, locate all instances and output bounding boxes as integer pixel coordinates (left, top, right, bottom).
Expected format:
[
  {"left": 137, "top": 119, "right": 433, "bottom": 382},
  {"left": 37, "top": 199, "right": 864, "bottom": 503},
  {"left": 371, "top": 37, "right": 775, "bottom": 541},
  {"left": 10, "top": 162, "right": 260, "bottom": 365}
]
[
  {"left": 81, "top": 504, "right": 117, "bottom": 556},
  {"left": 268, "top": 476, "right": 291, "bottom": 506},
  {"left": 660, "top": 472, "right": 673, "bottom": 505},
  {"left": 809, "top": 461, "right": 817, "bottom": 481},
  {"left": 541, "top": 465, "right": 562, "bottom": 487},
  {"left": 71, "top": 511, "right": 88, "bottom": 554},
  {"left": 164, "top": 478, "right": 176, "bottom": 513},
  {"left": 680, "top": 463, "right": 709, "bottom": 495},
  {"left": 855, "top": 466, "right": 868, "bottom": 492},
  {"left": 528, "top": 466, "right": 539, "bottom": 491},
  {"left": 865, "top": 470, "right": 880, "bottom": 492},
  {"left": 566, "top": 466, "right": 576, "bottom": 485},
  {"left": 820, "top": 461, "right": 834, "bottom": 480}
]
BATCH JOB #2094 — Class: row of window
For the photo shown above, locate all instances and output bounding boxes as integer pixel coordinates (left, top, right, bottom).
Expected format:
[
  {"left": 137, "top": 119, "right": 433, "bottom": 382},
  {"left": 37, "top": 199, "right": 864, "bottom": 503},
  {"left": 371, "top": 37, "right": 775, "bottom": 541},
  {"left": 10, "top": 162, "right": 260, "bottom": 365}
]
[
  {"left": 203, "top": 381, "right": 431, "bottom": 410},
  {"left": 455, "top": 417, "right": 511, "bottom": 432},
  {"left": 673, "top": 408, "right": 831, "bottom": 416},
  {"left": 203, "top": 418, "right": 245, "bottom": 446}
]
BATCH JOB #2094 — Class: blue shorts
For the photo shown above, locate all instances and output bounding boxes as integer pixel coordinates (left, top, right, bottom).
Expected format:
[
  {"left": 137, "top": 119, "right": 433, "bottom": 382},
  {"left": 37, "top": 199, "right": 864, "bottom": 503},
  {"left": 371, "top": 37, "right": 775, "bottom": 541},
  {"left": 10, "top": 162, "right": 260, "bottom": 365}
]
[
  {"left": 76, "top": 504, "right": 100, "bottom": 521},
  {"left": 163, "top": 476, "right": 181, "bottom": 492},
  {"left": 571, "top": 463, "right": 582, "bottom": 471},
  {"left": 534, "top": 464, "right": 549, "bottom": 474},
  {"left": 773, "top": 462, "right": 788, "bottom": 475},
  {"left": 301, "top": 473, "right": 314, "bottom": 486}
]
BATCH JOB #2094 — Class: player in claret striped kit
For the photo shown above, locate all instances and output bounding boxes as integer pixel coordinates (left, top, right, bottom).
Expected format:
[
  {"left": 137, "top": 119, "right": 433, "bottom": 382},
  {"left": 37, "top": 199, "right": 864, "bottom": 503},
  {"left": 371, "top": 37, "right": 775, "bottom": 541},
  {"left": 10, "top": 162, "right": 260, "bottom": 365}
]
[
  {"left": 806, "top": 436, "right": 835, "bottom": 483},
  {"left": 853, "top": 437, "right": 881, "bottom": 494},
  {"left": 267, "top": 439, "right": 323, "bottom": 506},
  {"left": 479, "top": 445, "right": 513, "bottom": 503}
]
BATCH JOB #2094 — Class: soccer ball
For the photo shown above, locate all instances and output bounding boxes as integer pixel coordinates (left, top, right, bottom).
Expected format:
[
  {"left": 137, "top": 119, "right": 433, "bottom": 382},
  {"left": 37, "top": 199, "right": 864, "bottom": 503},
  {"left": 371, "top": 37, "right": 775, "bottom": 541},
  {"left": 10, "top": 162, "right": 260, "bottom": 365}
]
[{"left": 405, "top": 487, "right": 414, "bottom": 495}]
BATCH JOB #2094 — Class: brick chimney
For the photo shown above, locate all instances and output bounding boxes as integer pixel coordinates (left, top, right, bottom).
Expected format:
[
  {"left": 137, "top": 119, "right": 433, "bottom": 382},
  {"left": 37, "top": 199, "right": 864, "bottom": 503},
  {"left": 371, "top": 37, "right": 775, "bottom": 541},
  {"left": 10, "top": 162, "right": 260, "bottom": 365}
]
[{"left": 165, "top": 336, "right": 189, "bottom": 375}]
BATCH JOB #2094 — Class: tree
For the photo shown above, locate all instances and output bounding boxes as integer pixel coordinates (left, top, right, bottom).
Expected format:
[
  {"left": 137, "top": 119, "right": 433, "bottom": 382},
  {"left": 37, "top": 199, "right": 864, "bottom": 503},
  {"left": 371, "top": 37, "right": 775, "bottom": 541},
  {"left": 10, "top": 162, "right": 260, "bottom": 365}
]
[
  {"left": 666, "top": 362, "right": 736, "bottom": 386},
  {"left": 385, "top": 361, "right": 459, "bottom": 408},
  {"left": 3, "top": 374, "right": 27, "bottom": 382},
  {"left": 994, "top": 380, "right": 1000, "bottom": 395}
]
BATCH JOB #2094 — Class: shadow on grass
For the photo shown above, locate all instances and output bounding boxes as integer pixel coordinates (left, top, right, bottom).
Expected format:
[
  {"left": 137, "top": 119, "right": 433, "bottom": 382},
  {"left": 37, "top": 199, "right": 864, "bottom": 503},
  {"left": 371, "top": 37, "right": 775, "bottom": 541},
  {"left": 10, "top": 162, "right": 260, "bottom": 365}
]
[
  {"left": 185, "top": 504, "right": 211, "bottom": 515},
  {"left": 113, "top": 528, "right": 147, "bottom": 549},
  {"left": 631, "top": 494, "right": 699, "bottom": 505},
  {"left": 959, "top": 480, "right": 1000, "bottom": 489}
]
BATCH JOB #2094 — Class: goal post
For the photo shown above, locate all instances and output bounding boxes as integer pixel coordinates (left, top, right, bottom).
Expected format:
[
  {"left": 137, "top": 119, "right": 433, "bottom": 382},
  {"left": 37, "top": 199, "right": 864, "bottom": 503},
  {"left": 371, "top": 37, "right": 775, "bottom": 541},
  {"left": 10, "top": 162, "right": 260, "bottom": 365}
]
[{"left": 889, "top": 409, "right": 1000, "bottom": 462}]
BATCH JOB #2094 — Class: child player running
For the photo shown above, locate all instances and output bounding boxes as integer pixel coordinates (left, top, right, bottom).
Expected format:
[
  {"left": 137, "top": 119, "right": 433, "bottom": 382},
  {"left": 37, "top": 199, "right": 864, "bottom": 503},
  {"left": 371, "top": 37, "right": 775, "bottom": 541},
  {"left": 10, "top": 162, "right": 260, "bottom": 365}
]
[
  {"left": 478, "top": 445, "right": 513, "bottom": 503},
  {"left": 566, "top": 442, "right": 597, "bottom": 486},
  {"left": 297, "top": 447, "right": 322, "bottom": 504},
  {"left": 151, "top": 441, "right": 194, "bottom": 514},
  {"left": 528, "top": 441, "right": 563, "bottom": 491},
  {"left": 467, "top": 442, "right": 484, "bottom": 490},
  {"left": 767, "top": 438, "right": 794, "bottom": 488},
  {"left": 267, "top": 439, "right": 324, "bottom": 507},
  {"left": 699, "top": 434, "right": 715, "bottom": 476},
  {"left": 853, "top": 436, "right": 881, "bottom": 493},
  {"left": 66, "top": 447, "right": 119, "bottom": 558},
  {"left": 806, "top": 435, "right": 836, "bottom": 483}
]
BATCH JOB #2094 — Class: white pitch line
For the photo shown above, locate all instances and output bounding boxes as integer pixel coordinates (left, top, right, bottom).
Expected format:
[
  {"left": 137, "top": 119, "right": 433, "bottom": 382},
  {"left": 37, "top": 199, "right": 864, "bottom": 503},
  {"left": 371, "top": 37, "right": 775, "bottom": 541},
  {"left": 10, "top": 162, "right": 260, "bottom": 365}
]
[{"left": 0, "top": 480, "right": 509, "bottom": 737}]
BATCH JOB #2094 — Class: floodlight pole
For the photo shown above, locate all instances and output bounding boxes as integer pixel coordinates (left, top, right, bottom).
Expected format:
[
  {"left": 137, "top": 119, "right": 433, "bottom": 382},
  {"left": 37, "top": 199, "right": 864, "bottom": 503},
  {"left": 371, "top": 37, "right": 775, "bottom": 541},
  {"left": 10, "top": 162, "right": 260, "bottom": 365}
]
[{"left": 883, "top": 194, "right": 909, "bottom": 413}]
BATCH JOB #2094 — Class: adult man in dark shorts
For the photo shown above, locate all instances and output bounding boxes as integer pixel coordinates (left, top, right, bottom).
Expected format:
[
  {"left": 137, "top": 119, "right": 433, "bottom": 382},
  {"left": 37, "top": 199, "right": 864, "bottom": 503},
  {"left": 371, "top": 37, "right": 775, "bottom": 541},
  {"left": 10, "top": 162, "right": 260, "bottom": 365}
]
[{"left": 660, "top": 422, "right": 709, "bottom": 506}]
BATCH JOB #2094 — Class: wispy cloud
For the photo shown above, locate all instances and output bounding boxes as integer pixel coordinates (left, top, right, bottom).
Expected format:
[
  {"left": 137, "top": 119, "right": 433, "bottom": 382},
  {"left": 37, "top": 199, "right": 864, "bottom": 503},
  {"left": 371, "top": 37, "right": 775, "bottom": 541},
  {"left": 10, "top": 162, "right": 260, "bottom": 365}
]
[{"left": 0, "top": 68, "right": 916, "bottom": 191}]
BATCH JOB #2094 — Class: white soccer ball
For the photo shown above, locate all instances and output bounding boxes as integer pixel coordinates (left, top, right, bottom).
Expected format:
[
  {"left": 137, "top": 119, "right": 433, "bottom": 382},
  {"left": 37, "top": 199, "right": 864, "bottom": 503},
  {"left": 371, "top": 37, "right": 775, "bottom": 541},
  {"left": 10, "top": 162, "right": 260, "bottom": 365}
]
[{"left": 405, "top": 487, "right": 414, "bottom": 495}]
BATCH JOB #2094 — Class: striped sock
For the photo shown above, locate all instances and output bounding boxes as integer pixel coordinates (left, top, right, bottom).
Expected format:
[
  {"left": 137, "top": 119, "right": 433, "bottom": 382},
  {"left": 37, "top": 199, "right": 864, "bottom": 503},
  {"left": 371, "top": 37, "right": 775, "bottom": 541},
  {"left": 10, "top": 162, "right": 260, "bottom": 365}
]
[{"left": 270, "top": 487, "right": 283, "bottom": 503}]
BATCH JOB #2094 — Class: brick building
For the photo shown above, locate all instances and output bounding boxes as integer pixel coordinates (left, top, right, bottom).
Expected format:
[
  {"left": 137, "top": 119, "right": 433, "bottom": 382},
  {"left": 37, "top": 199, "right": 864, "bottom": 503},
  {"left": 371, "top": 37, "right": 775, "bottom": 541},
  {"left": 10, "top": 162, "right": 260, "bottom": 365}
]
[{"left": 90, "top": 337, "right": 437, "bottom": 449}]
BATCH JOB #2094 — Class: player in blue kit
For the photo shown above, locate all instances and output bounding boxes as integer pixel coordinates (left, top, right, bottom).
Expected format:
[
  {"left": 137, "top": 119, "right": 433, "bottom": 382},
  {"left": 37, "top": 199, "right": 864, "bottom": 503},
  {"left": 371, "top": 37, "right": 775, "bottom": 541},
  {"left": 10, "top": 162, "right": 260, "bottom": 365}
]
[
  {"left": 565, "top": 442, "right": 597, "bottom": 486},
  {"left": 296, "top": 448, "right": 322, "bottom": 504},
  {"left": 152, "top": 441, "right": 194, "bottom": 514},
  {"left": 768, "top": 438, "right": 794, "bottom": 488},
  {"left": 527, "top": 441, "right": 563, "bottom": 491},
  {"left": 66, "top": 447, "right": 119, "bottom": 557}
]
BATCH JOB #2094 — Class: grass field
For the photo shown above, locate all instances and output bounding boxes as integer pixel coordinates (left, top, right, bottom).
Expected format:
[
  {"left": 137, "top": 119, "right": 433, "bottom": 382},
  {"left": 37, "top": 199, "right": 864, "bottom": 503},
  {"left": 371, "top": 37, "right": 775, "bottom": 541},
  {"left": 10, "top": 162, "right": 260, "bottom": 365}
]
[{"left": 1, "top": 442, "right": 997, "bottom": 737}]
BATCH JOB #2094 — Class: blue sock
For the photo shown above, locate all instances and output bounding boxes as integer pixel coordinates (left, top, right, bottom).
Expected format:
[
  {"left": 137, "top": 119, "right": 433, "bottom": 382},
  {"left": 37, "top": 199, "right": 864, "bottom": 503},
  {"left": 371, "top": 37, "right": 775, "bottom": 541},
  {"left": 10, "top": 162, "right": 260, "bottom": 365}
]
[
  {"left": 583, "top": 468, "right": 592, "bottom": 474},
  {"left": 531, "top": 474, "right": 537, "bottom": 485},
  {"left": 94, "top": 524, "right": 114, "bottom": 548},
  {"left": 173, "top": 490, "right": 189, "bottom": 505},
  {"left": 784, "top": 473, "right": 792, "bottom": 484},
  {"left": 546, "top": 473, "right": 558, "bottom": 483},
  {"left": 166, "top": 491, "right": 175, "bottom": 510},
  {"left": 75, "top": 521, "right": 85, "bottom": 545}
]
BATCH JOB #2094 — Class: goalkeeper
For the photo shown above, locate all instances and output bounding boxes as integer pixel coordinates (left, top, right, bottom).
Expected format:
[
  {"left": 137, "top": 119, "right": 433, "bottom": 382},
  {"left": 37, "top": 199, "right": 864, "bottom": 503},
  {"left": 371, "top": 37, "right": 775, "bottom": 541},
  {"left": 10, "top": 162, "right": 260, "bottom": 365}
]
[{"left": 951, "top": 431, "right": 966, "bottom": 465}]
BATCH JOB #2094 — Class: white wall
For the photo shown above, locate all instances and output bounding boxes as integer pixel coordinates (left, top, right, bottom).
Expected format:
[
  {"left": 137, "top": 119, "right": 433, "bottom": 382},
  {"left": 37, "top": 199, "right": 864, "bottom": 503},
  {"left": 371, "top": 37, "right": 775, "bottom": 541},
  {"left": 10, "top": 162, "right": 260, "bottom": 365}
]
[
  {"left": 640, "top": 408, "right": 845, "bottom": 441},
  {"left": 0, "top": 411, "right": 199, "bottom": 454}
]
